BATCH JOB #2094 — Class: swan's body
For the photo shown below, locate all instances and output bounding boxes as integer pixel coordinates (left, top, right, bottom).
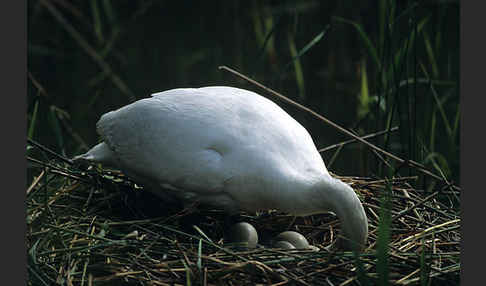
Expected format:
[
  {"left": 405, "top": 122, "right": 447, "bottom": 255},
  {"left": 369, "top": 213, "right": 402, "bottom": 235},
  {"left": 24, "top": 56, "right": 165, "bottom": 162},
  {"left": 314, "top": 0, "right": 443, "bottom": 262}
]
[{"left": 74, "top": 86, "right": 368, "bottom": 251}]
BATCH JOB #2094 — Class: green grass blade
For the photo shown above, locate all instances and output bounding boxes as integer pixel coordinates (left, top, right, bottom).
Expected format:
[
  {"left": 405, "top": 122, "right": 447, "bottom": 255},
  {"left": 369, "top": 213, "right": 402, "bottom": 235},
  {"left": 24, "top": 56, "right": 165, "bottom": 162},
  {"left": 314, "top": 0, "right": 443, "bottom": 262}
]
[
  {"left": 420, "top": 63, "right": 453, "bottom": 136},
  {"left": 283, "top": 26, "right": 330, "bottom": 100},
  {"left": 256, "top": 18, "right": 278, "bottom": 62},
  {"left": 420, "top": 245, "right": 430, "bottom": 286},
  {"left": 354, "top": 251, "right": 372, "bottom": 285},
  {"left": 48, "top": 107, "right": 65, "bottom": 156},
  {"left": 422, "top": 29, "right": 439, "bottom": 78},
  {"left": 377, "top": 179, "right": 392, "bottom": 285},
  {"left": 327, "top": 144, "right": 344, "bottom": 170},
  {"left": 452, "top": 105, "right": 460, "bottom": 139},
  {"left": 292, "top": 26, "right": 329, "bottom": 61},
  {"left": 192, "top": 225, "right": 213, "bottom": 244},
  {"left": 28, "top": 100, "right": 39, "bottom": 140},
  {"left": 429, "top": 109, "right": 437, "bottom": 151},
  {"left": 27, "top": 264, "right": 50, "bottom": 286},
  {"left": 424, "top": 152, "right": 451, "bottom": 179},
  {"left": 286, "top": 29, "right": 329, "bottom": 74},
  {"left": 90, "top": 0, "right": 104, "bottom": 43},
  {"left": 333, "top": 16, "right": 381, "bottom": 69},
  {"left": 378, "top": 0, "right": 386, "bottom": 54},
  {"left": 358, "top": 59, "right": 370, "bottom": 120},
  {"left": 392, "top": 2, "right": 419, "bottom": 26},
  {"left": 28, "top": 238, "right": 40, "bottom": 264},
  {"left": 287, "top": 33, "right": 305, "bottom": 100},
  {"left": 102, "top": 0, "right": 116, "bottom": 25},
  {"left": 389, "top": 0, "right": 396, "bottom": 27},
  {"left": 39, "top": 0, "right": 136, "bottom": 101},
  {"left": 251, "top": 1, "right": 264, "bottom": 45},
  {"left": 391, "top": 16, "right": 429, "bottom": 85},
  {"left": 182, "top": 259, "right": 192, "bottom": 286}
]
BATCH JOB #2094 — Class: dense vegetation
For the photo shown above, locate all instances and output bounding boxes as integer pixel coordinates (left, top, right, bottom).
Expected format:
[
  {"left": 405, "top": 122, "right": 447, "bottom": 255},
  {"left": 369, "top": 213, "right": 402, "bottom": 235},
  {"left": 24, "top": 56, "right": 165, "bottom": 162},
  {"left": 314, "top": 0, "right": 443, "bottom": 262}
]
[
  {"left": 27, "top": 1, "right": 460, "bottom": 285},
  {"left": 28, "top": 0, "right": 459, "bottom": 184}
]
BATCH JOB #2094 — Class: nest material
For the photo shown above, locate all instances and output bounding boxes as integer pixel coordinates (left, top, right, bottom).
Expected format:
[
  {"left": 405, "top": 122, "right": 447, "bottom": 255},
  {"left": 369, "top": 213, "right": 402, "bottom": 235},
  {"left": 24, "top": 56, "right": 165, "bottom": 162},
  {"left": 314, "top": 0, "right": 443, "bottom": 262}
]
[{"left": 27, "top": 159, "right": 460, "bottom": 286}]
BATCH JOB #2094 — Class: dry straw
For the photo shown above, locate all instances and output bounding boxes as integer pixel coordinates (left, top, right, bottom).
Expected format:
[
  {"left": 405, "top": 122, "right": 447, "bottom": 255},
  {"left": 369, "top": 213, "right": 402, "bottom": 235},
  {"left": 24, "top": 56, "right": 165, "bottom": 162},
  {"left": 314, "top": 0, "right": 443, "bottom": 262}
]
[
  {"left": 27, "top": 69, "right": 459, "bottom": 285},
  {"left": 26, "top": 159, "right": 460, "bottom": 285}
]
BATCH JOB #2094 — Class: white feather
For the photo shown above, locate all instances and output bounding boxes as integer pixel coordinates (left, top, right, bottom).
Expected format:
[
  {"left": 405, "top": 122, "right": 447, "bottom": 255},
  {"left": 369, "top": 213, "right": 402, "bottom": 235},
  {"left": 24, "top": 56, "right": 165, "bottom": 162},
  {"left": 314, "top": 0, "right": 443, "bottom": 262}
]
[{"left": 74, "top": 86, "right": 368, "bottom": 250}]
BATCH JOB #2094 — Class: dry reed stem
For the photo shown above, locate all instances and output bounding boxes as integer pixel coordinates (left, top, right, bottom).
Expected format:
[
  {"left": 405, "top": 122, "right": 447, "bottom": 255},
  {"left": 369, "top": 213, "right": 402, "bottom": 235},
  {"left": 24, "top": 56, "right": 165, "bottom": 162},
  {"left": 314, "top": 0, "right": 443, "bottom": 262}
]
[{"left": 218, "top": 65, "right": 460, "bottom": 192}]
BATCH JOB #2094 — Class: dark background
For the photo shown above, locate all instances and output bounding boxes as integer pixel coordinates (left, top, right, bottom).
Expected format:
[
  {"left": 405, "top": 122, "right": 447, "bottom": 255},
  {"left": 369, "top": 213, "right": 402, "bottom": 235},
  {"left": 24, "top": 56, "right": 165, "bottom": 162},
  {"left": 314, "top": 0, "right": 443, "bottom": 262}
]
[{"left": 27, "top": 0, "right": 460, "bottom": 185}]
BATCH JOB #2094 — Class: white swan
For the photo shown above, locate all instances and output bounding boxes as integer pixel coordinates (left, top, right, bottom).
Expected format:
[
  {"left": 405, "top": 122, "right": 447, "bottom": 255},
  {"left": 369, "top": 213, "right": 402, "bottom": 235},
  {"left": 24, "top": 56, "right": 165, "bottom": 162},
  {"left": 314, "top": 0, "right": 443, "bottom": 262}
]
[{"left": 74, "top": 86, "right": 368, "bottom": 251}]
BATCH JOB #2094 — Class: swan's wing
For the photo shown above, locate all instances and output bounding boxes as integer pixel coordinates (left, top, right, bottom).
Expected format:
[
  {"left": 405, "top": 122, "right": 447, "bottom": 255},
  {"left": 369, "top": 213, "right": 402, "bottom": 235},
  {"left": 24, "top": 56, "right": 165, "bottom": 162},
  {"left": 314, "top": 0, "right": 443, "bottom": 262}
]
[
  {"left": 96, "top": 97, "right": 231, "bottom": 196},
  {"left": 96, "top": 86, "right": 330, "bottom": 211}
]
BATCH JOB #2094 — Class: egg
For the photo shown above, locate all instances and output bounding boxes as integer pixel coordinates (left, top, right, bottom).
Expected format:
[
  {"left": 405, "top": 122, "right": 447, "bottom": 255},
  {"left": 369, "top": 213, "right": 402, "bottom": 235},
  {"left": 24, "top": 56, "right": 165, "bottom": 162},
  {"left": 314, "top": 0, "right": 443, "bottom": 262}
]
[
  {"left": 275, "top": 231, "right": 310, "bottom": 249},
  {"left": 273, "top": 240, "right": 296, "bottom": 249},
  {"left": 228, "top": 222, "right": 258, "bottom": 248}
]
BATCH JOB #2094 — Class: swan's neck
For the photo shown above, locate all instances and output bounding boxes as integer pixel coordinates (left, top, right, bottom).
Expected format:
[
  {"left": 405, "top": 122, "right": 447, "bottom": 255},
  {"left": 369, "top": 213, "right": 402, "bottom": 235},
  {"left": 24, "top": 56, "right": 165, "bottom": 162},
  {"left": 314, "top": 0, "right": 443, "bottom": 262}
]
[{"left": 311, "top": 178, "right": 368, "bottom": 251}]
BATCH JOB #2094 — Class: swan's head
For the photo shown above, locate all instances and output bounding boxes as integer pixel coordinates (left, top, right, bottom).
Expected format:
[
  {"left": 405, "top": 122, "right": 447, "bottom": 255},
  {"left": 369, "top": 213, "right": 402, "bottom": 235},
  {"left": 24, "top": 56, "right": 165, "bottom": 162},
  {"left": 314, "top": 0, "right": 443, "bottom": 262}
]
[{"left": 311, "top": 178, "right": 368, "bottom": 252}]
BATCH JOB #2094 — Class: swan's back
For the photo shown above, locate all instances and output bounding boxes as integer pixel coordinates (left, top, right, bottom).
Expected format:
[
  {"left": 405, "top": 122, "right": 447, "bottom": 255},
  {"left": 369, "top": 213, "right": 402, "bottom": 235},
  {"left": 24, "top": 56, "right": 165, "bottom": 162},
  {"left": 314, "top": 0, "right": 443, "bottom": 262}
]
[{"left": 95, "top": 86, "right": 329, "bottom": 212}]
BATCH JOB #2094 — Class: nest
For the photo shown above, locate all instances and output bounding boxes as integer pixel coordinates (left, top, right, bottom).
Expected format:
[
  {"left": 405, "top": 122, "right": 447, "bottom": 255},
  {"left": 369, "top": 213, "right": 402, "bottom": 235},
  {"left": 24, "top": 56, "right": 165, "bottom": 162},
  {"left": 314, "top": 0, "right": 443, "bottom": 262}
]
[{"left": 27, "top": 154, "right": 460, "bottom": 286}]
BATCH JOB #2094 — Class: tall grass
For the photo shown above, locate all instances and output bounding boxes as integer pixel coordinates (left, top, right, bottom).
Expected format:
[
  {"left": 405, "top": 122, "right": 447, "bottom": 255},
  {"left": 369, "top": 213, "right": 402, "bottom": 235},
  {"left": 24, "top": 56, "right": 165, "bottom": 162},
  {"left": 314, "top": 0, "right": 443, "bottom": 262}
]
[
  {"left": 28, "top": 1, "right": 459, "bottom": 183},
  {"left": 330, "top": 1, "right": 459, "bottom": 284},
  {"left": 331, "top": 1, "right": 459, "bottom": 185},
  {"left": 28, "top": 1, "right": 459, "bottom": 284}
]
